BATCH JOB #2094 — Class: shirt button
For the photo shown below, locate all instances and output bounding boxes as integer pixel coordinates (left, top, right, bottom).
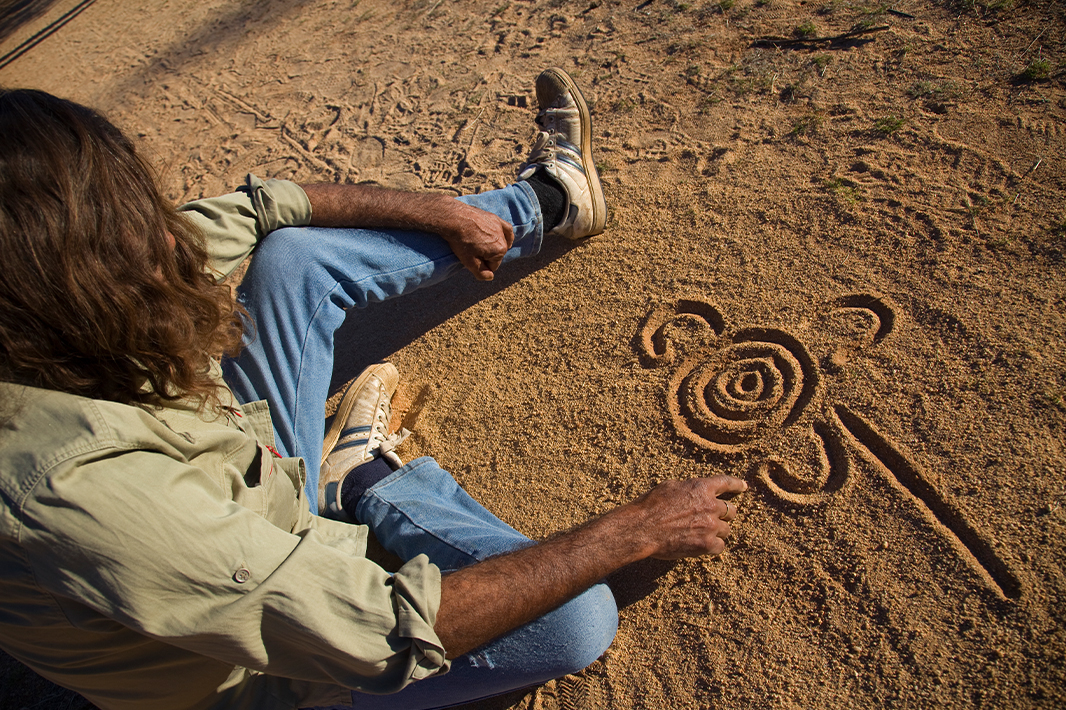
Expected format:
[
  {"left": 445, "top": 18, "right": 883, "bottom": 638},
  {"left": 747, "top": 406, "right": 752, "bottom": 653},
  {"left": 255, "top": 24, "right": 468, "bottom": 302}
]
[{"left": 234, "top": 568, "right": 251, "bottom": 583}]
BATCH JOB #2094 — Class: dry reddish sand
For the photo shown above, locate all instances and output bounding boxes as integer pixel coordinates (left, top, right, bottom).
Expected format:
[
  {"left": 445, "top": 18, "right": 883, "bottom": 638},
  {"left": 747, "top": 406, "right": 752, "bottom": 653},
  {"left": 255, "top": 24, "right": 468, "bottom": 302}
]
[{"left": 2, "top": 0, "right": 1065, "bottom": 707}]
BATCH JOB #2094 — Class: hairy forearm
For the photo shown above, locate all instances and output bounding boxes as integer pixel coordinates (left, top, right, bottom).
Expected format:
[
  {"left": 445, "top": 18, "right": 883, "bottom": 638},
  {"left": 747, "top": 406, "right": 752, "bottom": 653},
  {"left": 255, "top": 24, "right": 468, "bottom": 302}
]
[
  {"left": 435, "top": 503, "right": 650, "bottom": 658},
  {"left": 301, "top": 183, "right": 452, "bottom": 230},
  {"left": 299, "top": 182, "right": 514, "bottom": 281},
  {"left": 433, "top": 475, "right": 745, "bottom": 658}
]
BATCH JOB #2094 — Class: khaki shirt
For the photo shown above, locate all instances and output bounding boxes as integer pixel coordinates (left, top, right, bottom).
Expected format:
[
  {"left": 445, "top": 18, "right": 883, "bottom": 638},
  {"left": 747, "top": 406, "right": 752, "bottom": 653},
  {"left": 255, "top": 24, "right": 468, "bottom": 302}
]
[{"left": 0, "top": 176, "right": 447, "bottom": 710}]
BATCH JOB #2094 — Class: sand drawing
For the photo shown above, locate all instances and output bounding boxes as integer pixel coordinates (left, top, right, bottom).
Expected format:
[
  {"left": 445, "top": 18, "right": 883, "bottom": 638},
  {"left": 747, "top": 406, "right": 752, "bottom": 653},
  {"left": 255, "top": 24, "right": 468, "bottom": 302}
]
[
  {"left": 666, "top": 327, "right": 819, "bottom": 452},
  {"left": 833, "top": 405, "right": 1022, "bottom": 600},
  {"left": 637, "top": 295, "right": 1019, "bottom": 600}
]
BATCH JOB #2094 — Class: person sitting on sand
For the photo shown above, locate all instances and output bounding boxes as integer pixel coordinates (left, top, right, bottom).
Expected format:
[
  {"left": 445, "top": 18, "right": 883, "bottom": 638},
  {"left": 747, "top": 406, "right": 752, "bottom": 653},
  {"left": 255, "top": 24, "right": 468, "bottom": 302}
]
[{"left": 0, "top": 68, "right": 745, "bottom": 710}]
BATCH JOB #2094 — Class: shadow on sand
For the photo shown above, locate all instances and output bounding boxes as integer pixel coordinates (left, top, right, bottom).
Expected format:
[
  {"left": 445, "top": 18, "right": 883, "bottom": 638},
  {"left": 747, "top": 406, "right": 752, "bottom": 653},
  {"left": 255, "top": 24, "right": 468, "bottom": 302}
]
[
  {"left": 0, "top": 0, "right": 61, "bottom": 43},
  {"left": 329, "top": 234, "right": 578, "bottom": 392}
]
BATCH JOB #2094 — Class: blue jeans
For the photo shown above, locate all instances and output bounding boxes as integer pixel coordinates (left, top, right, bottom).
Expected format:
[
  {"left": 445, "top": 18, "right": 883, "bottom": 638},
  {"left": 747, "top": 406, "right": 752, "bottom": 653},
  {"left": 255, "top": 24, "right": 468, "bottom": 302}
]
[{"left": 220, "top": 182, "right": 618, "bottom": 709}]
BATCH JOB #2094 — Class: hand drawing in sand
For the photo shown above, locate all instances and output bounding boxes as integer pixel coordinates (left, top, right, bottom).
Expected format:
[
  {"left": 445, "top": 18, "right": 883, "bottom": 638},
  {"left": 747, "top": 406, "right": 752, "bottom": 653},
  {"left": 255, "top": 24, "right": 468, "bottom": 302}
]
[{"left": 637, "top": 295, "right": 1020, "bottom": 601}]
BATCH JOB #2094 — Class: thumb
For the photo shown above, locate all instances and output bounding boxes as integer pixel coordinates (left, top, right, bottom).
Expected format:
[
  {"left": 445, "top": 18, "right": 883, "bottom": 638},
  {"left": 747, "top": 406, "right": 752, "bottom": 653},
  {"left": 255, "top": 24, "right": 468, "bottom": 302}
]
[{"left": 473, "top": 258, "right": 495, "bottom": 281}]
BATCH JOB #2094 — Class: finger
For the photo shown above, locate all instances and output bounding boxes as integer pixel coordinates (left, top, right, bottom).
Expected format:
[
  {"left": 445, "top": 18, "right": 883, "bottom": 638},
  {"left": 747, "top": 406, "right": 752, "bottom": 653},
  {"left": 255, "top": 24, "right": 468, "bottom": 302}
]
[
  {"left": 503, "top": 221, "right": 515, "bottom": 249},
  {"left": 474, "top": 253, "right": 503, "bottom": 278},
  {"left": 458, "top": 253, "right": 482, "bottom": 279},
  {"left": 473, "top": 259, "right": 495, "bottom": 281},
  {"left": 708, "top": 475, "right": 748, "bottom": 496},
  {"left": 455, "top": 247, "right": 492, "bottom": 280},
  {"left": 719, "top": 499, "right": 736, "bottom": 522}
]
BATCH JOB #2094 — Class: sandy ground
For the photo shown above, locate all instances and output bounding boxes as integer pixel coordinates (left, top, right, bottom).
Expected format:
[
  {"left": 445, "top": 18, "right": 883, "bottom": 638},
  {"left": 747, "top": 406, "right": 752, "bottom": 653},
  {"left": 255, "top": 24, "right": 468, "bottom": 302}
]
[{"left": 2, "top": 0, "right": 1065, "bottom": 707}]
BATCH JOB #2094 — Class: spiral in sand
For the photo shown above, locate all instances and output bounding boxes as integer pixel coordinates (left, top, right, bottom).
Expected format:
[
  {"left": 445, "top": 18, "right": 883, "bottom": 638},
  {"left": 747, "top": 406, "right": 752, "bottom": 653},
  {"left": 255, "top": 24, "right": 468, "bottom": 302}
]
[{"left": 676, "top": 337, "right": 809, "bottom": 451}]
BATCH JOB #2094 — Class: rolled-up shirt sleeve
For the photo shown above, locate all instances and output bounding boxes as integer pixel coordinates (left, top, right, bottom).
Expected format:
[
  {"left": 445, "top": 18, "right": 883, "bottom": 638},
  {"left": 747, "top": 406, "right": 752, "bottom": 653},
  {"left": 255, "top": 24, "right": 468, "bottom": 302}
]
[
  {"left": 21, "top": 449, "right": 448, "bottom": 694},
  {"left": 177, "top": 174, "right": 312, "bottom": 281}
]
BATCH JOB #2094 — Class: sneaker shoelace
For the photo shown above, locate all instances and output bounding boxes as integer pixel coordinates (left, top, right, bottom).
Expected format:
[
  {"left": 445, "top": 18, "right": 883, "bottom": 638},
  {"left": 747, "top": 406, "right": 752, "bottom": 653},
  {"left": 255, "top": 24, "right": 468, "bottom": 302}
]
[
  {"left": 369, "top": 391, "right": 411, "bottom": 468},
  {"left": 536, "top": 108, "right": 556, "bottom": 131},
  {"left": 521, "top": 131, "right": 555, "bottom": 174},
  {"left": 368, "top": 395, "right": 391, "bottom": 450}
]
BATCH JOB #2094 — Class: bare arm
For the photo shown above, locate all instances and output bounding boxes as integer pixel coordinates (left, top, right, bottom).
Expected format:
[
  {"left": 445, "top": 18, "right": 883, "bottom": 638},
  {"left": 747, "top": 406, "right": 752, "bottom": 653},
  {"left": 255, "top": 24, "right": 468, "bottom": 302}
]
[
  {"left": 300, "top": 183, "right": 514, "bottom": 281},
  {"left": 435, "top": 475, "right": 747, "bottom": 658}
]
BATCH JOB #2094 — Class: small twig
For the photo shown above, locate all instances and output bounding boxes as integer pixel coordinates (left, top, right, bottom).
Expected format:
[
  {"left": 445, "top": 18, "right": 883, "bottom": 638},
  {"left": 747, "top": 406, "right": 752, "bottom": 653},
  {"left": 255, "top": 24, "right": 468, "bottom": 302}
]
[
  {"left": 467, "top": 108, "right": 485, "bottom": 147},
  {"left": 214, "top": 88, "right": 274, "bottom": 124},
  {"left": 280, "top": 127, "right": 334, "bottom": 174},
  {"left": 421, "top": 0, "right": 444, "bottom": 18},
  {"left": 752, "top": 25, "right": 890, "bottom": 48},
  {"left": 887, "top": 8, "right": 915, "bottom": 19},
  {"left": 1022, "top": 28, "right": 1047, "bottom": 56}
]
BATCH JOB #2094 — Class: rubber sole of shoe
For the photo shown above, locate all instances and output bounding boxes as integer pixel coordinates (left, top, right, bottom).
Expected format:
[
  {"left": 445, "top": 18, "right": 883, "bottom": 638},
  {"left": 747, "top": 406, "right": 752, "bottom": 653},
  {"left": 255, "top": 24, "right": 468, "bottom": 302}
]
[
  {"left": 544, "top": 67, "right": 607, "bottom": 237},
  {"left": 320, "top": 362, "right": 398, "bottom": 467}
]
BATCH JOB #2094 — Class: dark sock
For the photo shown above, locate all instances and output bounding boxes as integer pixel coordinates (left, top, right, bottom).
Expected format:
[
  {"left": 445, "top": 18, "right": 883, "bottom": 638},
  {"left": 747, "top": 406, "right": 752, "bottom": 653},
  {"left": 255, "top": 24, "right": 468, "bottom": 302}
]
[
  {"left": 526, "top": 168, "right": 567, "bottom": 230},
  {"left": 340, "top": 456, "right": 394, "bottom": 519}
]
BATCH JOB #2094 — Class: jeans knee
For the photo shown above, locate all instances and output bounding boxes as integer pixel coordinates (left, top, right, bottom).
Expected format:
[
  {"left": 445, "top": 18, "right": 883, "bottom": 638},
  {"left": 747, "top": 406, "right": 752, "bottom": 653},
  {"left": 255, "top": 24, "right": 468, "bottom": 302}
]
[
  {"left": 242, "top": 227, "right": 313, "bottom": 283},
  {"left": 550, "top": 583, "right": 618, "bottom": 674}
]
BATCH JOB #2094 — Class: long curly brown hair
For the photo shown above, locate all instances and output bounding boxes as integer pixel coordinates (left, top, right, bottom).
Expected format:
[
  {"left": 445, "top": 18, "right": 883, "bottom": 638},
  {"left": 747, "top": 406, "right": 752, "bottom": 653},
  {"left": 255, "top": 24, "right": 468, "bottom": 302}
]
[{"left": 0, "top": 89, "right": 244, "bottom": 409}]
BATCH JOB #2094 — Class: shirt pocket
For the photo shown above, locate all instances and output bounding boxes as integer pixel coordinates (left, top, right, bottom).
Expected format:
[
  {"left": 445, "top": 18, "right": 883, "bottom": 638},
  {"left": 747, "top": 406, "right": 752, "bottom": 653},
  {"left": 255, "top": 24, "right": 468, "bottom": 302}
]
[
  {"left": 254, "top": 446, "right": 301, "bottom": 531},
  {"left": 227, "top": 443, "right": 296, "bottom": 530}
]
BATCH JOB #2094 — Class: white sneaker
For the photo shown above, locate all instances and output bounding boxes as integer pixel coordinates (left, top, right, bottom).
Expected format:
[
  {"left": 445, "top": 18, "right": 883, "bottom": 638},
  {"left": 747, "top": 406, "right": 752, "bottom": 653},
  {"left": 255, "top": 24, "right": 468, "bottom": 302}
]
[
  {"left": 518, "top": 67, "right": 607, "bottom": 240},
  {"left": 319, "top": 363, "right": 408, "bottom": 518}
]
